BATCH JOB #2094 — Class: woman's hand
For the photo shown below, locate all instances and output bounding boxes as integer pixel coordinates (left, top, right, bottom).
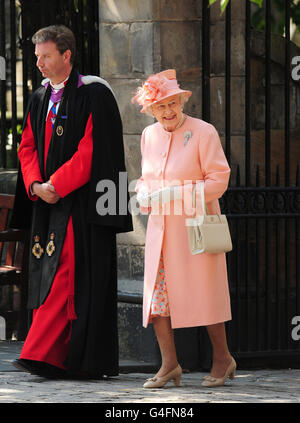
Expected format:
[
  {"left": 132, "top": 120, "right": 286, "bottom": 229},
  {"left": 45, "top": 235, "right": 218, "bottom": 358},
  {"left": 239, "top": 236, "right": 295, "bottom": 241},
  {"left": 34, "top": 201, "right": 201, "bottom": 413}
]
[
  {"left": 136, "top": 186, "right": 151, "bottom": 207},
  {"left": 32, "top": 181, "right": 60, "bottom": 204},
  {"left": 150, "top": 186, "right": 182, "bottom": 205}
]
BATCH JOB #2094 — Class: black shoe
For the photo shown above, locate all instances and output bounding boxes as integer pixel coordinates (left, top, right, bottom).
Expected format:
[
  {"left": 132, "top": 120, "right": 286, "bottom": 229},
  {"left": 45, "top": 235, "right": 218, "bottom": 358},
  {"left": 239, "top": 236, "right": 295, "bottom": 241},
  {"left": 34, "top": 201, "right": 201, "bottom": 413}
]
[
  {"left": 12, "top": 358, "right": 66, "bottom": 379},
  {"left": 12, "top": 359, "right": 39, "bottom": 374}
]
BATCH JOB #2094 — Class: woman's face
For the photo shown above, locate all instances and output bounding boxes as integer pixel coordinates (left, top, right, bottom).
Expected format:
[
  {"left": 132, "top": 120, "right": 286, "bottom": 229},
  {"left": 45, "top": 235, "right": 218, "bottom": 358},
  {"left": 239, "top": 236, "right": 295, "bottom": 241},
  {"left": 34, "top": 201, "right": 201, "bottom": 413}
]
[{"left": 151, "top": 95, "right": 183, "bottom": 131}]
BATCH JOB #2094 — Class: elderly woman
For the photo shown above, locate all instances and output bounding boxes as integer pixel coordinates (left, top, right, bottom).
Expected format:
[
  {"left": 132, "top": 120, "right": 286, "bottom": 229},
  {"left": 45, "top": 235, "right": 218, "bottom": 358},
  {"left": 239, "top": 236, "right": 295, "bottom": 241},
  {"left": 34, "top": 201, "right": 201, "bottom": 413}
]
[{"left": 132, "top": 69, "right": 236, "bottom": 388}]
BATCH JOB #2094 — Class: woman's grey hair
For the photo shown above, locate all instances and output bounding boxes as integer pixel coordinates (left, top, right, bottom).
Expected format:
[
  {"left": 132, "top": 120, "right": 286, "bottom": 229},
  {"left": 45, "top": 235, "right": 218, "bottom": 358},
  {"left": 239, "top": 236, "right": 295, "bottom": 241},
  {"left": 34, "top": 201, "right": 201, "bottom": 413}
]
[
  {"left": 147, "top": 92, "right": 190, "bottom": 117},
  {"left": 32, "top": 25, "right": 76, "bottom": 65}
]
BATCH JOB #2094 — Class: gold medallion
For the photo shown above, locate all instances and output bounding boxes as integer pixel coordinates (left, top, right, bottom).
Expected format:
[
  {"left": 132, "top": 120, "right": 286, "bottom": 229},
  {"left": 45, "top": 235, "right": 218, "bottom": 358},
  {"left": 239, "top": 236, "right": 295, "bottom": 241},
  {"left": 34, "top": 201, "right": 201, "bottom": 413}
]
[
  {"left": 32, "top": 235, "right": 44, "bottom": 259},
  {"left": 56, "top": 125, "right": 64, "bottom": 136},
  {"left": 46, "top": 233, "right": 56, "bottom": 257}
]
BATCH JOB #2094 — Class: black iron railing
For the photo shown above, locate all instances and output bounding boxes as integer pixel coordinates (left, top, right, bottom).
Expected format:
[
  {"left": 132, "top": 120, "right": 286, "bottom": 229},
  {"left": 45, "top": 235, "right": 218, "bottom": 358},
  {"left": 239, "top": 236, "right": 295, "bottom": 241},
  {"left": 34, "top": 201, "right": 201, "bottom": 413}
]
[
  {"left": 223, "top": 173, "right": 300, "bottom": 354},
  {"left": 200, "top": 0, "right": 300, "bottom": 363}
]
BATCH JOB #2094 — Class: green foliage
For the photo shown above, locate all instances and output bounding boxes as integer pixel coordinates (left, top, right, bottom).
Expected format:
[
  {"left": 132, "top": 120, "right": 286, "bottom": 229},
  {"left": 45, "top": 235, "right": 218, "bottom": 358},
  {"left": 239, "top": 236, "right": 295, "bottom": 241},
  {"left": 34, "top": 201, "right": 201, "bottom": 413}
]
[
  {"left": 209, "top": 0, "right": 263, "bottom": 14},
  {"left": 252, "top": 0, "right": 300, "bottom": 35},
  {"left": 8, "top": 125, "right": 22, "bottom": 136},
  {"left": 209, "top": 0, "right": 300, "bottom": 35}
]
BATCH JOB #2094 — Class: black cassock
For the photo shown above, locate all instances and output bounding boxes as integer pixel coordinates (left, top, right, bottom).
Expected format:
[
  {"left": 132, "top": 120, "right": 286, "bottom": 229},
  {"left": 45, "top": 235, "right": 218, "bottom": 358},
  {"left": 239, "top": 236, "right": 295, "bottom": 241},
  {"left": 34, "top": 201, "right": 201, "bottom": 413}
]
[{"left": 11, "top": 68, "right": 133, "bottom": 376}]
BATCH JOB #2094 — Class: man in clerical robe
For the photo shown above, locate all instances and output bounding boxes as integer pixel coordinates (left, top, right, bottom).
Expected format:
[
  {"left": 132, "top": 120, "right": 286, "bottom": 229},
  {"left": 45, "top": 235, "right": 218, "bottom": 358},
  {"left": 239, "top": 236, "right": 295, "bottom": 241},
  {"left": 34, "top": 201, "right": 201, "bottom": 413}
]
[{"left": 11, "top": 25, "right": 132, "bottom": 379}]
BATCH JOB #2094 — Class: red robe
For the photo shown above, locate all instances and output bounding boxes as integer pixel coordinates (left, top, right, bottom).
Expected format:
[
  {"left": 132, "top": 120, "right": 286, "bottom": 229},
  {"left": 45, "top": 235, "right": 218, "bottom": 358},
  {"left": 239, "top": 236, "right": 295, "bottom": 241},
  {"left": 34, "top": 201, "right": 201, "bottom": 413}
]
[{"left": 18, "top": 110, "right": 93, "bottom": 369}]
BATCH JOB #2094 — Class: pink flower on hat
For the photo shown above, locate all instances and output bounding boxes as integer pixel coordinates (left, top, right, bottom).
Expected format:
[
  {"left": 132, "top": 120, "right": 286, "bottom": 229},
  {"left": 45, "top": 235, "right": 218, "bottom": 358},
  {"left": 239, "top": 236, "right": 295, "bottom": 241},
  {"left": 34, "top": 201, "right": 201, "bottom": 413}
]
[
  {"left": 132, "top": 69, "right": 192, "bottom": 113},
  {"left": 133, "top": 74, "right": 169, "bottom": 108}
]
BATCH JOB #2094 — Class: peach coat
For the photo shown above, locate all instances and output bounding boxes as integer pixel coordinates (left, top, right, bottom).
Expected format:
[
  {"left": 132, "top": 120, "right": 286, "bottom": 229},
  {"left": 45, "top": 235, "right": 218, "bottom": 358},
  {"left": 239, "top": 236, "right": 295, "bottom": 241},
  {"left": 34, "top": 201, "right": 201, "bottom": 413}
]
[{"left": 136, "top": 115, "right": 232, "bottom": 328}]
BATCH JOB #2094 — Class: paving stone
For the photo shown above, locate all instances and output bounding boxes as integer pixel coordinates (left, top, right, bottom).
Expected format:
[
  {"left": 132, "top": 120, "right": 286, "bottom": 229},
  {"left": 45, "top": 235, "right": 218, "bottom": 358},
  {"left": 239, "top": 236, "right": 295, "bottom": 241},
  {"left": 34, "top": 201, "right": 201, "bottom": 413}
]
[
  {"left": 1, "top": 342, "right": 300, "bottom": 403},
  {"left": 0, "top": 366, "right": 299, "bottom": 403}
]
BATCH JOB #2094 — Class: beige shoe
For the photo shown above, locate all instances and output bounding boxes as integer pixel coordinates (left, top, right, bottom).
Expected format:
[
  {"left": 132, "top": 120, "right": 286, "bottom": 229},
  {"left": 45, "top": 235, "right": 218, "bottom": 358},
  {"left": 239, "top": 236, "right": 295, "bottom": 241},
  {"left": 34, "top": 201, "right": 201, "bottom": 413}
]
[
  {"left": 201, "top": 358, "right": 236, "bottom": 387},
  {"left": 143, "top": 364, "right": 182, "bottom": 389}
]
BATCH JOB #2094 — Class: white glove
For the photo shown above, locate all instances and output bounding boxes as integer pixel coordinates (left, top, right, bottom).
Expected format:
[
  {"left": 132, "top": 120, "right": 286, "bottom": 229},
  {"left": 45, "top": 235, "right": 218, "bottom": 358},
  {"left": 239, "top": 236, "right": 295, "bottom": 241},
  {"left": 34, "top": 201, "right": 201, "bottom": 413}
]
[
  {"left": 150, "top": 186, "right": 182, "bottom": 205},
  {"left": 136, "top": 186, "right": 151, "bottom": 207}
]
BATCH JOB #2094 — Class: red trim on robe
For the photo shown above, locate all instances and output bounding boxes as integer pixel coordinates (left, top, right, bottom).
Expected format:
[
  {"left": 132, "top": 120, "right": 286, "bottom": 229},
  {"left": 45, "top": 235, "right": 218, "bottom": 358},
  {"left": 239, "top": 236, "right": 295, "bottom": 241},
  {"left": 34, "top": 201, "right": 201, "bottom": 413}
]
[
  {"left": 19, "top": 110, "right": 93, "bottom": 368},
  {"left": 18, "top": 112, "right": 43, "bottom": 201}
]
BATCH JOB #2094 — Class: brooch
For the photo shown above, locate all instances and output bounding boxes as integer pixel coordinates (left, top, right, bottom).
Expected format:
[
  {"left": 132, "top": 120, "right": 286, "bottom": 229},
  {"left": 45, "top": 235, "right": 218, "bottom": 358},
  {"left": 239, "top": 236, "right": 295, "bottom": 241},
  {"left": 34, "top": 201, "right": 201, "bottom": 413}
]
[
  {"left": 56, "top": 125, "right": 64, "bottom": 136},
  {"left": 32, "top": 235, "right": 44, "bottom": 259},
  {"left": 184, "top": 131, "right": 192, "bottom": 146},
  {"left": 46, "top": 233, "right": 56, "bottom": 257}
]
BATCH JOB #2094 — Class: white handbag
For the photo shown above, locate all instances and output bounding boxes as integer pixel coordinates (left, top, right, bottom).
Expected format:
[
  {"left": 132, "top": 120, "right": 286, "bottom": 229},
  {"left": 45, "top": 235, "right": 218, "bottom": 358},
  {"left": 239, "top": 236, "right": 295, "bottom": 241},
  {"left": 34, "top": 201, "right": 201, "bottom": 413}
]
[{"left": 185, "top": 182, "right": 232, "bottom": 254}]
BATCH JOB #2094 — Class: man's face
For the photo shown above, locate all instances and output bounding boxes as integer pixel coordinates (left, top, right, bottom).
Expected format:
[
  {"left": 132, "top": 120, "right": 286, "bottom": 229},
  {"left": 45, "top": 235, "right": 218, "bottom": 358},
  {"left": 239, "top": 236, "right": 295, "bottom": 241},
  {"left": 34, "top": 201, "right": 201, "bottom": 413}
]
[{"left": 35, "top": 40, "right": 70, "bottom": 82}]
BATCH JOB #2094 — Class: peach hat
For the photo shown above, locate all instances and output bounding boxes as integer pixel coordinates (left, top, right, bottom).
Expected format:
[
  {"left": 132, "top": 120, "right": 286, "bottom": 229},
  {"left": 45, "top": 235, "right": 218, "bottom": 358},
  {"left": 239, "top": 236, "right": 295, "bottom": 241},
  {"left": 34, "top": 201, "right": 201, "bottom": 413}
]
[{"left": 132, "top": 69, "right": 192, "bottom": 113}]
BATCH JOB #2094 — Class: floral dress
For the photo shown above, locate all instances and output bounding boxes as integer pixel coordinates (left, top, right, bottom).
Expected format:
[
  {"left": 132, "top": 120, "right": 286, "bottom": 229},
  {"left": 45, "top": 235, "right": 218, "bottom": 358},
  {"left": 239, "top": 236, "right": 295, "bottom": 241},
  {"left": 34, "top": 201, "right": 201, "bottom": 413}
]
[{"left": 150, "top": 254, "right": 170, "bottom": 318}]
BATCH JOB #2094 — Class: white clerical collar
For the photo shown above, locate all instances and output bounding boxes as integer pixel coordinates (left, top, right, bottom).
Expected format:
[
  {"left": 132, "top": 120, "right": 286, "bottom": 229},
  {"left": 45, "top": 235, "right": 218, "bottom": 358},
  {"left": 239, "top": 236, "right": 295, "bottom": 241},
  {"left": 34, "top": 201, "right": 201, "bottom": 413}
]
[{"left": 50, "top": 75, "right": 69, "bottom": 91}]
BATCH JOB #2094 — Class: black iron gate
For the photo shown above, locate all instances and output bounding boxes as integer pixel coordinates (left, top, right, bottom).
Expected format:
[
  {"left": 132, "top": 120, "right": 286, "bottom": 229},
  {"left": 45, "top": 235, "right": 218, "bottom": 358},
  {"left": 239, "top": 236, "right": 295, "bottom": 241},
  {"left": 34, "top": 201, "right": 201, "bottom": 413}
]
[{"left": 200, "top": 0, "right": 300, "bottom": 367}]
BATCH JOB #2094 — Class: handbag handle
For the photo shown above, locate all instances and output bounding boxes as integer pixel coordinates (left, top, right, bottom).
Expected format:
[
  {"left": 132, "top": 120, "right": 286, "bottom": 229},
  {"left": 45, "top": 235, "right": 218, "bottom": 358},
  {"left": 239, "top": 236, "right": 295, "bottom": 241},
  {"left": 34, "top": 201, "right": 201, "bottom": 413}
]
[{"left": 192, "top": 181, "right": 207, "bottom": 216}]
